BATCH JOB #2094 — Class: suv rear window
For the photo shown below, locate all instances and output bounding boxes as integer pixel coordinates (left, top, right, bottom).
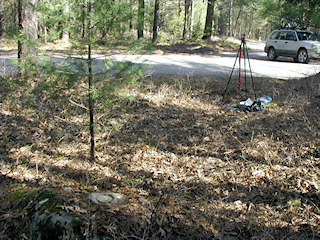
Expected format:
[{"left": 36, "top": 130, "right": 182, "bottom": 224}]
[{"left": 297, "top": 31, "right": 320, "bottom": 41}]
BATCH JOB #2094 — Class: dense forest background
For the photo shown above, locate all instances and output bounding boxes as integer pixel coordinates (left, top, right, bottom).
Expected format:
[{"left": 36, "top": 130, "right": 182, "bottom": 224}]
[{"left": 0, "top": 0, "right": 319, "bottom": 47}]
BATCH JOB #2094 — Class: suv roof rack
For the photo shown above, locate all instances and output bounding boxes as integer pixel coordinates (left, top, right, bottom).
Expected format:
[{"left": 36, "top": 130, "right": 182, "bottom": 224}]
[
  {"left": 280, "top": 27, "right": 297, "bottom": 30},
  {"left": 278, "top": 28, "right": 309, "bottom": 31}
]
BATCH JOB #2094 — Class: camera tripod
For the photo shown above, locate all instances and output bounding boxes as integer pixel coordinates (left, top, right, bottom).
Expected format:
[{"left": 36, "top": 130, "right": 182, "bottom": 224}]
[{"left": 224, "top": 35, "right": 256, "bottom": 97}]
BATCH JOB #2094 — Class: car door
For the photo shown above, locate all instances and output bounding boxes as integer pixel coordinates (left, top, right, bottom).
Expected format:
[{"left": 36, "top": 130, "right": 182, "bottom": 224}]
[
  {"left": 276, "top": 31, "right": 288, "bottom": 55},
  {"left": 283, "top": 31, "right": 299, "bottom": 56},
  {"left": 267, "top": 31, "right": 281, "bottom": 53}
]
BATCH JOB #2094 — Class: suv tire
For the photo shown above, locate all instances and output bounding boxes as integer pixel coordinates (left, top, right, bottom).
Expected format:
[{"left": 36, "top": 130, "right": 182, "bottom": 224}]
[
  {"left": 268, "top": 47, "right": 277, "bottom": 61},
  {"left": 296, "top": 48, "right": 309, "bottom": 63}
]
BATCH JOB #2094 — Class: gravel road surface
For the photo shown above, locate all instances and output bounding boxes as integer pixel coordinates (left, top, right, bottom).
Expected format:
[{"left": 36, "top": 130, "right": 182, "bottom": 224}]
[{"left": 1, "top": 41, "right": 320, "bottom": 79}]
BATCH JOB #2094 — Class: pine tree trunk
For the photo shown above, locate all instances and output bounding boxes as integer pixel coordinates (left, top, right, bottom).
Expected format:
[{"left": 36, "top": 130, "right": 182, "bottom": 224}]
[
  {"left": 62, "top": 4, "right": 70, "bottom": 41},
  {"left": 43, "top": 25, "right": 47, "bottom": 43},
  {"left": 183, "top": 0, "right": 191, "bottom": 40},
  {"left": 87, "top": 0, "right": 95, "bottom": 161},
  {"left": 202, "top": 0, "right": 215, "bottom": 39},
  {"left": 0, "top": 0, "right": 3, "bottom": 39},
  {"left": 18, "top": 0, "right": 38, "bottom": 59},
  {"left": 190, "top": 0, "right": 195, "bottom": 36},
  {"left": 129, "top": 0, "right": 133, "bottom": 30},
  {"left": 137, "top": 0, "right": 144, "bottom": 39},
  {"left": 18, "top": 0, "right": 22, "bottom": 60},
  {"left": 233, "top": 7, "right": 242, "bottom": 37},
  {"left": 228, "top": 0, "right": 233, "bottom": 37},
  {"left": 81, "top": 0, "right": 86, "bottom": 39},
  {"left": 218, "top": 5, "right": 224, "bottom": 35},
  {"left": 152, "top": 0, "right": 160, "bottom": 43}
]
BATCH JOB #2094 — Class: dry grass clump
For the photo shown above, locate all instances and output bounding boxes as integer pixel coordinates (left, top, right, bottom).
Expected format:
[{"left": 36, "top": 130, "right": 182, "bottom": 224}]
[{"left": 0, "top": 72, "right": 319, "bottom": 239}]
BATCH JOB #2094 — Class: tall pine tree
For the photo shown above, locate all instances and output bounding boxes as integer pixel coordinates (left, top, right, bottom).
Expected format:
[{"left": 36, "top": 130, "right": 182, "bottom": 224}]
[
  {"left": 137, "top": 0, "right": 144, "bottom": 39},
  {"left": 203, "top": 0, "right": 215, "bottom": 39},
  {"left": 152, "top": 0, "right": 160, "bottom": 43},
  {"left": 18, "top": 0, "right": 38, "bottom": 74}
]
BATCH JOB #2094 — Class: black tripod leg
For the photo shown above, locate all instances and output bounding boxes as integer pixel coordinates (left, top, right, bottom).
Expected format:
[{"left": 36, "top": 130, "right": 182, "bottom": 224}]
[
  {"left": 243, "top": 43, "right": 247, "bottom": 91},
  {"left": 224, "top": 45, "right": 241, "bottom": 95},
  {"left": 245, "top": 45, "right": 256, "bottom": 98}
]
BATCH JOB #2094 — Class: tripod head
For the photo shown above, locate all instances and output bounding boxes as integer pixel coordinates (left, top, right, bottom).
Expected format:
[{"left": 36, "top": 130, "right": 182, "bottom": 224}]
[{"left": 241, "top": 34, "right": 246, "bottom": 44}]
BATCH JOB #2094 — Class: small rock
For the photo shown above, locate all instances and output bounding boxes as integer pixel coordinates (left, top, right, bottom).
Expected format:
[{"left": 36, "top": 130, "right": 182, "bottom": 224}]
[
  {"left": 88, "top": 192, "right": 128, "bottom": 207},
  {"left": 23, "top": 173, "right": 35, "bottom": 181},
  {"left": 36, "top": 198, "right": 49, "bottom": 210},
  {"left": 63, "top": 187, "right": 74, "bottom": 193},
  {"left": 203, "top": 136, "right": 211, "bottom": 142},
  {"left": 252, "top": 169, "right": 269, "bottom": 179},
  {"left": 138, "top": 196, "right": 150, "bottom": 206}
]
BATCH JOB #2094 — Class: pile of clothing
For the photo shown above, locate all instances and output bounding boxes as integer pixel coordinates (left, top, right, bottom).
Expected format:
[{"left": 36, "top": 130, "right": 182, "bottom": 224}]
[{"left": 223, "top": 96, "right": 273, "bottom": 112}]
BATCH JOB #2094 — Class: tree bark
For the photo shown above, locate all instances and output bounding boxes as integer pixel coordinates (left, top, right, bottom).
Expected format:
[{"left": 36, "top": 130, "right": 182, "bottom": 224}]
[
  {"left": 152, "top": 0, "right": 160, "bottom": 43},
  {"left": 18, "top": 0, "right": 22, "bottom": 59},
  {"left": 202, "top": 0, "right": 215, "bottom": 39},
  {"left": 0, "top": 0, "right": 3, "bottom": 39},
  {"left": 18, "top": 0, "right": 38, "bottom": 72},
  {"left": 228, "top": 0, "right": 233, "bottom": 37},
  {"left": 190, "top": 0, "right": 194, "bottom": 35},
  {"left": 137, "top": 0, "right": 144, "bottom": 39},
  {"left": 178, "top": 0, "right": 182, "bottom": 17},
  {"left": 233, "top": 6, "right": 242, "bottom": 37},
  {"left": 62, "top": 3, "right": 70, "bottom": 41},
  {"left": 18, "top": 0, "right": 38, "bottom": 57},
  {"left": 42, "top": 25, "right": 47, "bottom": 43},
  {"left": 129, "top": 0, "right": 133, "bottom": 30},
  {"left": 183, "top": 0, "right": 191, "bottom": 40},
  {"left": 217, "top": 5, "right": 225, "bottom": 35},
  {"left": 81, "top": 0, "right": 86, "bottom": 39},
  {"left": 87, "top": 0, "right": 95, "bottom": 161}
]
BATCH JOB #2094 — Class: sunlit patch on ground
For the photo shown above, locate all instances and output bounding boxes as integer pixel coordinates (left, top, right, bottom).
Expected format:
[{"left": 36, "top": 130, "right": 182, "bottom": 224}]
[{"left": 0, "top": 72, "right": 319, "bottom": 239}]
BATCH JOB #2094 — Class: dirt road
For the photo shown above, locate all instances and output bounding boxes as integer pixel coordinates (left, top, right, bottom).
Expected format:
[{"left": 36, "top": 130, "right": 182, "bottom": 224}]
[{"left": 1, "top": 41, "right": 320, "bottom": 79}]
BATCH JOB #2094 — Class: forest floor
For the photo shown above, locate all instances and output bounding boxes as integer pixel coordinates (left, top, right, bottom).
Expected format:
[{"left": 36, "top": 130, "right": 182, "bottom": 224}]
[
  {"left": 0, "top": 69, "right": 320, "bottom": 239},
  {"left": 0, "top": 38, "right": 320, "bottom": 239}
]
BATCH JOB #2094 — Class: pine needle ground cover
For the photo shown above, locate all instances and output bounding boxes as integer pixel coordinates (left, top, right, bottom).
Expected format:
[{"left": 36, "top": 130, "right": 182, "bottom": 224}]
[{"left": 0, "top": 72, "right": 319, "bottom": 239}]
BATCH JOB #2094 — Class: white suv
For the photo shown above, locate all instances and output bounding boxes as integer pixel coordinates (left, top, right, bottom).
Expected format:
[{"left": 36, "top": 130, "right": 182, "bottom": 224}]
[{"left": 264, "top": 29, "right": 320, "bottom": 63}]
